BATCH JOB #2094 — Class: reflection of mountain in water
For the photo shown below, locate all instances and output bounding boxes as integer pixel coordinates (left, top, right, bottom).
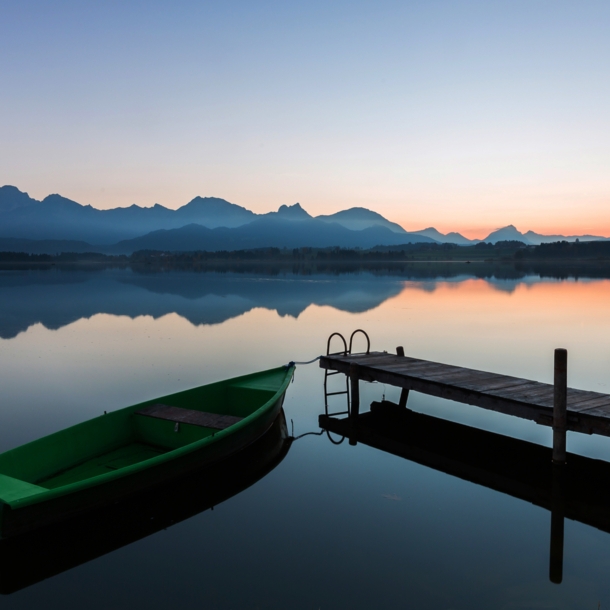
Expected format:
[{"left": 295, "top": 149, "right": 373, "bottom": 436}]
[
  {"left": 1, "top": 262, "right": 605, "bottom": 339},
  {"left": 0, "top": 267, "right": 406, "bottom": 339}
]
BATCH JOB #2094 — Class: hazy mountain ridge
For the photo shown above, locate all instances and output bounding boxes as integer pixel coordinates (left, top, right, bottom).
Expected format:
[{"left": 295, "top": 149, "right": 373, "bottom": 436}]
[
  {"left": 108, "top": 218, "right": 435, "bottom": 254},
  {"left": 0, "top": 186, "right": 607, "bottom": 253},
  {"left": 0, "top": 186, "right": 256, "bottom": 243},
  {"left": 410, "top": 227, "right": 474, "bottom": 245},
  {"left": 0, "top": 186, "right": 436, "bottom": 252},
  {"left": 317, "top": 207, "right": 407, "bottom": 234},
  {"left": 484, "top": 225, "right": 607, "bottom": 245}
]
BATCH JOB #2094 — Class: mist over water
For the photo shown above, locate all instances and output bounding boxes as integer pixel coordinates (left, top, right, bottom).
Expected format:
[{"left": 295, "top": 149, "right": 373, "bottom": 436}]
[{"left": 1, "top": 263, "right": 610, "bottom": 608}]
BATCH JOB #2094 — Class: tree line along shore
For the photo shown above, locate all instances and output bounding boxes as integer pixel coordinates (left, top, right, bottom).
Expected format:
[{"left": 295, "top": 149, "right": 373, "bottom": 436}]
[{"left": 1, "top": 239, "right": 610, "bottom": 265}]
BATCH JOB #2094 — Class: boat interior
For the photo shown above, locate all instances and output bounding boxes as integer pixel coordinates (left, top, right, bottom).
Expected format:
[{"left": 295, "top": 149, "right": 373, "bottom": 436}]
[{"left": 0, "top": 369, "right": 287, "bottom": 493}]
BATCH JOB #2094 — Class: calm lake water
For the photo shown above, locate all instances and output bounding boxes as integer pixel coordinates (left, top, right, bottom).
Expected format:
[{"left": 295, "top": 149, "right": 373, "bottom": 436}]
[{"left": 1, "top": 262, "right": 610, "bottom": 609}]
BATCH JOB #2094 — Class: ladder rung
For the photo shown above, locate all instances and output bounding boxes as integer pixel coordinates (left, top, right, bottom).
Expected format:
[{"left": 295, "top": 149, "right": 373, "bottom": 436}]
[
  {"left": 325, "top": 371, "right": 343, "bottom": 377},
  {"left": 326, "top": 391, "right": 348, "bottom": 397}
]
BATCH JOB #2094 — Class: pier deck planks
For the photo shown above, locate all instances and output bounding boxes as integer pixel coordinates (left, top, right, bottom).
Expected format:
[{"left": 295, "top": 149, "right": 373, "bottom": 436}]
[{"left": 320, "top": 352, "right": 610, "bottom": 437}]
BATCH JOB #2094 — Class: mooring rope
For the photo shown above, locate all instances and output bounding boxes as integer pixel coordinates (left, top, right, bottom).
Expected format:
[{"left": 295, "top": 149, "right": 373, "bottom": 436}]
[{"left": 285, "top": 356, "right": 322, "bottom": 367}]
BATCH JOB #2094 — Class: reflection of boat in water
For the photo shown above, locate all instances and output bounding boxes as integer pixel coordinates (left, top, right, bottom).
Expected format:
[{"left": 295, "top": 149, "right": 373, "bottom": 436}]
[
  {"left": 0, "top": 366, "right": 294, "bottom": 538},
  {"left": 320, "top": 401, "right": 610, "bottom": 584},
  {"left": 0, "top": 409, "right": 292, "bottom": 595}
]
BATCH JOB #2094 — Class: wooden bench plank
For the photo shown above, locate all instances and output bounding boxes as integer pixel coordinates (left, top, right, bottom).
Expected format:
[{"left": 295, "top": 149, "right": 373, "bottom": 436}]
[{"left": 136, "top": 404, "right": 243, "bottom": 430}]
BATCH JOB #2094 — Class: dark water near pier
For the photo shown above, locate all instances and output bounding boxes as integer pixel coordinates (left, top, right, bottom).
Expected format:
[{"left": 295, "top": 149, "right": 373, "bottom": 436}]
[{"left": 1, "top": 263, "right": 610, "bottom": 609}]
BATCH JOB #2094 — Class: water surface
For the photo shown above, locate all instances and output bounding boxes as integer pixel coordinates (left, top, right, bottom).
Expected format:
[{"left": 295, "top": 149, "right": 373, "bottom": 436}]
[{"left": 1, "top": 263, "right": 610, "bottom": 608}]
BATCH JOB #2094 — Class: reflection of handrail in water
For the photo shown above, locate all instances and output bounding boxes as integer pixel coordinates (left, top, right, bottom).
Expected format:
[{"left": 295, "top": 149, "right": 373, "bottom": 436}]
[
  {"left": 320, "top": 402, "right": 610, "bottom": 585},
  {"left": 0, "top": 410, "right": 292, "bottom": 595}
]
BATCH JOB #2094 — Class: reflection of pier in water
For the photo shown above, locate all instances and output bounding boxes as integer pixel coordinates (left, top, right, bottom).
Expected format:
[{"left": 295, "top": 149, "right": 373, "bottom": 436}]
[
  {"left": 319, "top": 402, "right": 610, "bottom": 584},
  {"left": 0, "top": 411, "right": 291, "bottom": 595}
]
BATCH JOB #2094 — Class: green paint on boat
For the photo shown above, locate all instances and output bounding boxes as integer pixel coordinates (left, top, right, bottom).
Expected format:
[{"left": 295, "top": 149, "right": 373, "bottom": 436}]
[{"left": 0, "top": 365, "right": 294, "bottom": 537}]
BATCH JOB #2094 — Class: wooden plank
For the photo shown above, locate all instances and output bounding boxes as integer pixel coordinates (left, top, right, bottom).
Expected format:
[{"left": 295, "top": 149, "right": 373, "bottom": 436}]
[
  {"left": 377, "top": 356, "right": 455, "bottom": 369},
  {"left": 417, "top": 369, "right": 501, "bottom": 384},
  {"left": 567, "top": 393, "right": 610, "bottom": 412},
  {"left": 471, "top": 380, "right": 544, "bottom": 398},
  {"left": 399, "top": 362, "right": 468, "bottom": 374},
  {"left": 360, "top": 358, "right": 540, "bottom": 394},
  {"left": 575, "top": 404, "right": 610, "bottom": 419},
  {"left": 136, "top": 404, "right": 243, "bottom": 430},
  {"left": 342, "top": 353, "right": 396, "bottom": 365},
  {"left": 494, "top": 385, "right": 555, "bottom": 407},
  {"left": 377, "top": 362, "right": 457, "bottom": 377},
  {"left": 459, "top": 377, "right": 535, "bottom": 393},
  {"left": 372, "top": 357, "right": 450, "bottom": 369},
  {"left": 495, "top": 382, "right": 552, "bottom": 399},
  {"left": 574, "top": 401, "right": 610, "bottom": 415}
]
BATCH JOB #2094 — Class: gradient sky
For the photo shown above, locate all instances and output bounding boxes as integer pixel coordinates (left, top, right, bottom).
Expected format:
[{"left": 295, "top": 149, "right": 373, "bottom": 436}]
[{"left": 1, "top": 1, "right": 609, "bottom": 238}]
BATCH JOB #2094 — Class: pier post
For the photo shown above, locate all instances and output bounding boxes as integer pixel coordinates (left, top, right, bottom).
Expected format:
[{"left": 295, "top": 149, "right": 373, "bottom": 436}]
[
  {"left": 396, "top": 346, "right": 410, "bottom": 408},
  {"left": 549, "top": 465, "right": 565, "bottom": 584},
  {"left": 553, "top": 349, "right": 568, "bottom": 465},
  {"left": 350, "top": 363, "right": 360, "bottom": 419},
  {"left": 349, "top": 363, "right": 360, "bottom": 446}
]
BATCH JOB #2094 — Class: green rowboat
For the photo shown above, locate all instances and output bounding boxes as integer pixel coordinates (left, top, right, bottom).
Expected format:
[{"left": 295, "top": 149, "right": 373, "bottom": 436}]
[
  {"left": 0, "top": 409, "right": 292, "bottom": 594},
  {"left": 0, "top": 365, "right": 294, "bottom": 538}
]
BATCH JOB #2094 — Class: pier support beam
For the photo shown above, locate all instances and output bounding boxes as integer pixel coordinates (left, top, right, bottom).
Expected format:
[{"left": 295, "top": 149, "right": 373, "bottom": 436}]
[
  {"left": 549, "top": 465, "right": 565, "bottom": 584},
  {"left": 553, "top": 349, "right": 568, "bottom": 465},
  {"left": 349, "top": 363, "right": 360, "bottom": 446},
  {"left": 350, "top": 363, "right": 360, "bottom": 419},
  {"left": 396, "top": 346, "right": 410, "bottom": 408}
]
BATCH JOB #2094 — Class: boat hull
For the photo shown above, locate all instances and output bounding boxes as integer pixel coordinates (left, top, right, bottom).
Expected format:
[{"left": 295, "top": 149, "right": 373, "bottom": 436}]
[
  {"left": 0, "top": 366, "right": 293, "bottom": 538},
  {"left": 0, "top": 409, "right": 291, "bottom": 594}
]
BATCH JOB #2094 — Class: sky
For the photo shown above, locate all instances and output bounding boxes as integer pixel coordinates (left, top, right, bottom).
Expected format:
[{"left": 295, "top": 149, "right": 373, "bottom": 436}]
[{"left": 1, "top": 1, "right": 609, "bottom": 239}]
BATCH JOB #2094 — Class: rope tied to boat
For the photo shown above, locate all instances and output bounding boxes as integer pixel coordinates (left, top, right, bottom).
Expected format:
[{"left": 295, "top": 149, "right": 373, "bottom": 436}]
[{"left": 285, "top": 356, "right": 322, "bottom": 367}]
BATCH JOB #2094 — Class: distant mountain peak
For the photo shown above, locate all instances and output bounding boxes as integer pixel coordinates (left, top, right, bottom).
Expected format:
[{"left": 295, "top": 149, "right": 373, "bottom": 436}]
[
  {"left": 0, "top": 185, "right": 37, "bottom": 212},
  {"left": 483, "top": 225, "right": 528, "bottom": 244},
  {"left": 316, "top": 207, "right": 406, "bottom": 234},
  {"left": 275, "top": 202, "right": 311, "bottom": 219},
  {"left": 410, "top": 227, "right": 472, "bottom": 245},
  {"left": 0, "top": 185, "right": 28, "bottom": 197},
  {"left": 184, "top": 196, "right": 236, "bottom": 207}
]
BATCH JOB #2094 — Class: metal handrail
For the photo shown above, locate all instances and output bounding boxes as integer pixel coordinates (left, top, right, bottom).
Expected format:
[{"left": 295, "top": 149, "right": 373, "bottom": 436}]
[
  {"left": 326, "top": 332, "right": 348, "bottom": 356},
  {"left": 348, "top": 329, "right": 370, "bottom": 354}
]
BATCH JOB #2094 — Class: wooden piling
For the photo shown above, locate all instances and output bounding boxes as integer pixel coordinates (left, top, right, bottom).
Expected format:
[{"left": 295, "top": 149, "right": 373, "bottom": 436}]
[
  {"left": 395, "top": 347, "right": 409, "bottom": 407},
  {"left": 350, "top": 363, "right": 360, "bottom": 419},
  {"left": 553, "top": 349, "right": 568, "bottom": 465},
  {"left": 349, "top": 363, "right": 360, "bottom": 446},
  {"left": 549, "top": 465, "right": 565, "bottom": 584}
]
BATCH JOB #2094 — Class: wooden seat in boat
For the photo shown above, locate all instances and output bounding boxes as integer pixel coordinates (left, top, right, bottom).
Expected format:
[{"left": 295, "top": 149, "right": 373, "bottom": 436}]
[{"left": 136, "top": 404, "right": 243, "bottom": 430}]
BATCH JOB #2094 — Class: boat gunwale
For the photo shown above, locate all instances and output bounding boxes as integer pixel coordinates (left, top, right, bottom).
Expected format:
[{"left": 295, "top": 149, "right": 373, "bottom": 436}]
[{"left": 0, "top": 365, "right": 295, "bottom": 509}]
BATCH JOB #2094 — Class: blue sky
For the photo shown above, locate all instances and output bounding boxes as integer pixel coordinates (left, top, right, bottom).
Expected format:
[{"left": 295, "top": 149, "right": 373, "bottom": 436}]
[{"left": 1, "top": 1, "right": 609, "bottom": 237}]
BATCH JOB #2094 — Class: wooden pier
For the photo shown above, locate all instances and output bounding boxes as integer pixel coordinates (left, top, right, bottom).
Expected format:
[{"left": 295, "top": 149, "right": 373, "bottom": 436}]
[
  {"left": 319, "top": 340, "right": 610, "bottom": 584},
  {"left": 319, "top": 341, "right": 610, "bottom": 584},
  {"left": 320, "top": 347, "right": 610, "bottom": 461}
]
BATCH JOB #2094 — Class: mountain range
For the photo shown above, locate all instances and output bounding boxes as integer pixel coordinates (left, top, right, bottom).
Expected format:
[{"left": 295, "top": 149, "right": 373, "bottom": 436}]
[{"left": 0, "top": 186, "right": 606, "bottom": 254}]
